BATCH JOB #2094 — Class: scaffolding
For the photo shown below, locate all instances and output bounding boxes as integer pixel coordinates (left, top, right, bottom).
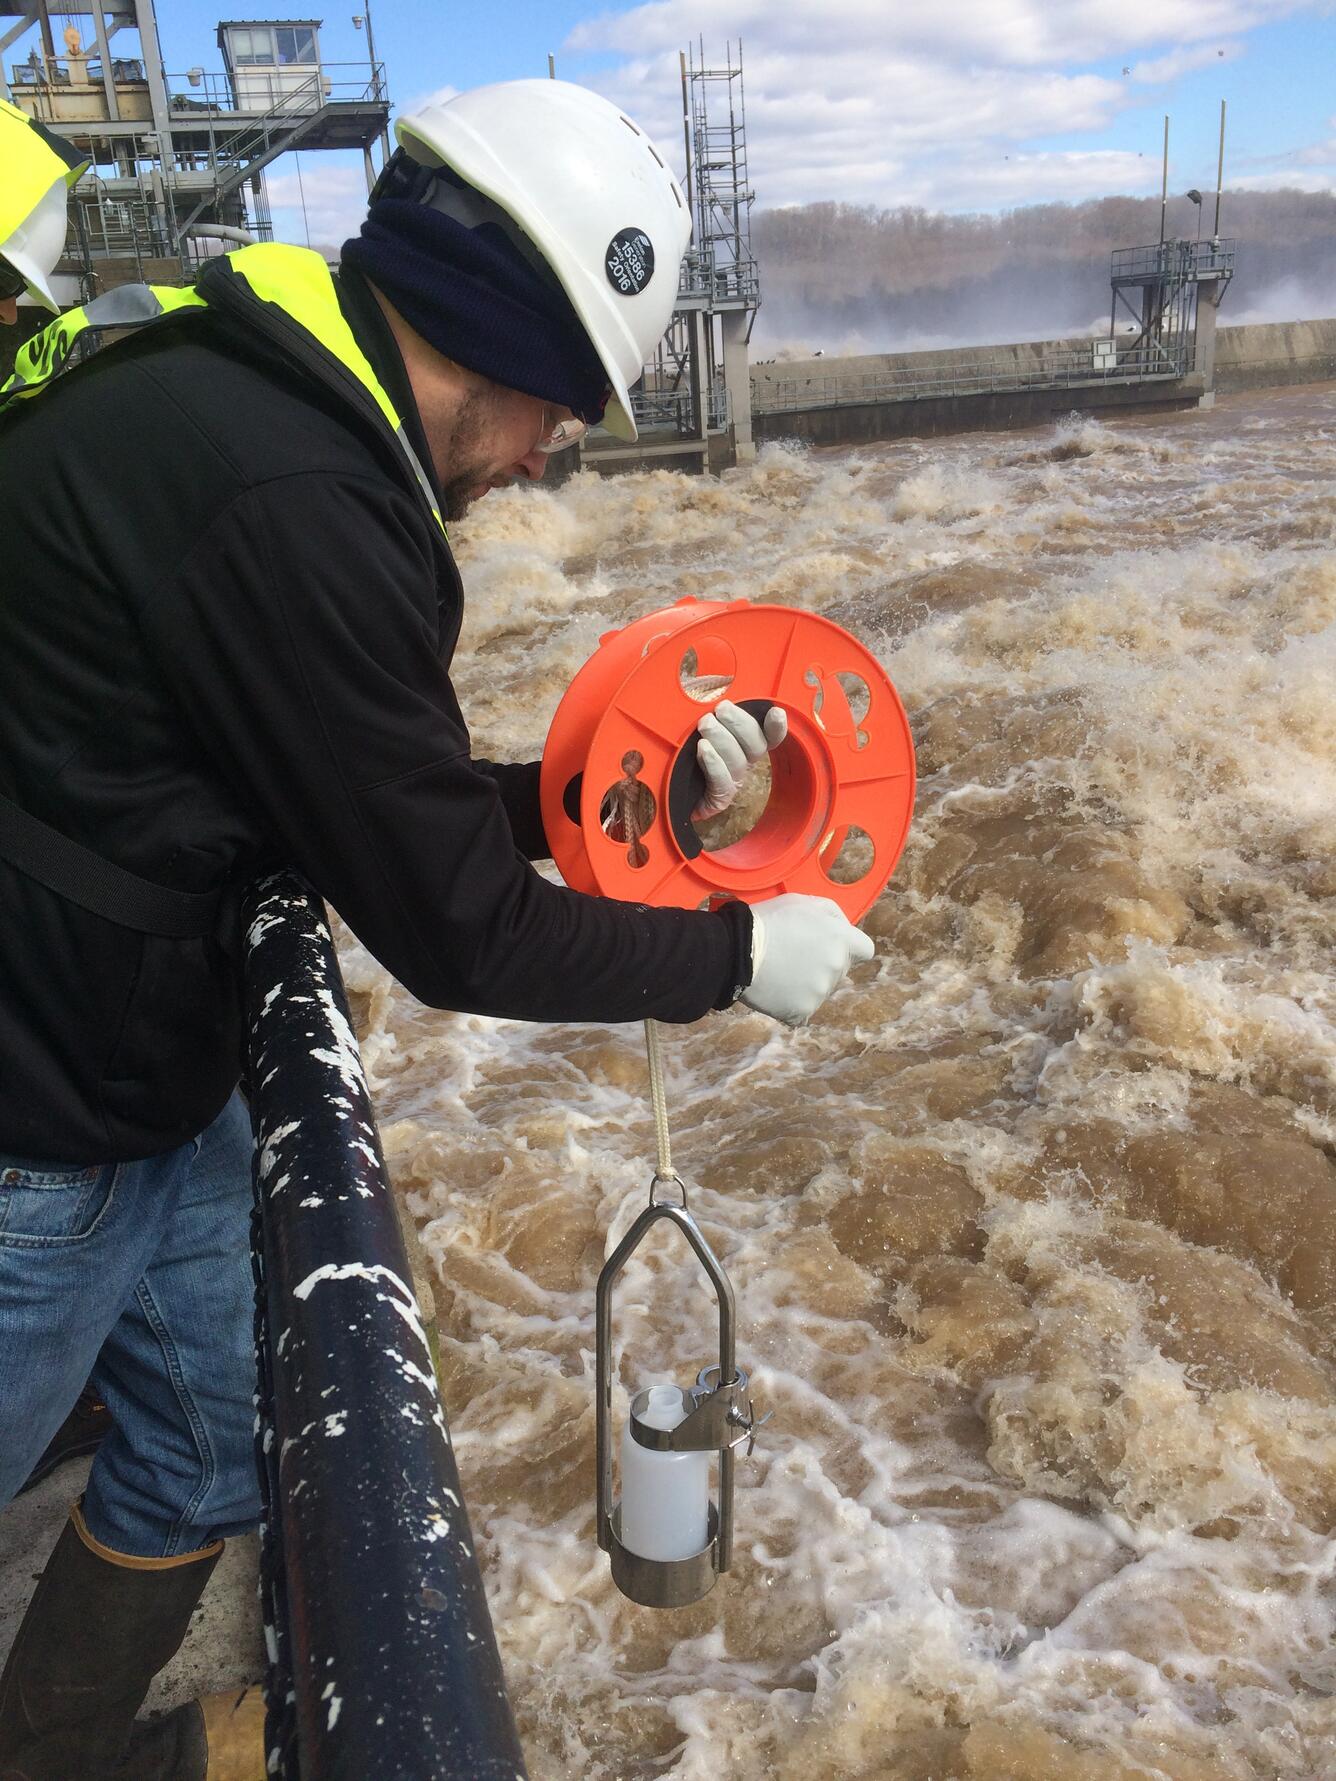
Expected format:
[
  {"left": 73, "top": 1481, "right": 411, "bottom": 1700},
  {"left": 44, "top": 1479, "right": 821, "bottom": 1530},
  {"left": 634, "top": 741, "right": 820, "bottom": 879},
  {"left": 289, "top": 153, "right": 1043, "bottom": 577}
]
[
  {"left": 610, "top": 39, "right": 758, "bottom": 468},
  {"left": 0, "top": 0, "right": 389, "bottom": 297},
  {"left": 679, "top": 38, "right": 758, "bottom": 312}
]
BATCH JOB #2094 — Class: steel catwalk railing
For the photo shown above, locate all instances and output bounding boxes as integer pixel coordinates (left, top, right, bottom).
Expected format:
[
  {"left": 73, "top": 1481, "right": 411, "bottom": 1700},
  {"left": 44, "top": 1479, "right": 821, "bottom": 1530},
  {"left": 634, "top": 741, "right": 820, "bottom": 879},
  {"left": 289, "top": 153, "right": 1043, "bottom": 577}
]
[
  {"left": 629, "top": 379, "right": 732, "bottom": 434},
  {"left": 242, "top": 870, "right": 528, "bottom": 1781},
  {"left": 1110, "top": 238, "right": 1236, "bottom": 283}
]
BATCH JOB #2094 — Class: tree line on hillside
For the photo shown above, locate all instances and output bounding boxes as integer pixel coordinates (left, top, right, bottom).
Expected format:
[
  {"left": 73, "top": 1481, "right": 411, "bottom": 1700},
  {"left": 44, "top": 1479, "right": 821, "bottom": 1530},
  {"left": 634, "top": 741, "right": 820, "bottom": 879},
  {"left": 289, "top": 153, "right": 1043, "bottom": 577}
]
[{"left": 750, "top": 188, "right": 1336, "bottom": 352}]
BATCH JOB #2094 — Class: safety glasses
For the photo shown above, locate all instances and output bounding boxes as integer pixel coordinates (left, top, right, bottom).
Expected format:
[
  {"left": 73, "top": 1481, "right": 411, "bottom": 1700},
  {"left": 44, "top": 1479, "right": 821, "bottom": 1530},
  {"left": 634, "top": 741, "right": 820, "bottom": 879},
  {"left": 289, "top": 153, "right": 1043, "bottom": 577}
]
[
  {"left": 536, "top": 407, "right": 588, "bottom": 454},
  {"left": 0, "top": 259, "right": 28, "bottom": 301}
]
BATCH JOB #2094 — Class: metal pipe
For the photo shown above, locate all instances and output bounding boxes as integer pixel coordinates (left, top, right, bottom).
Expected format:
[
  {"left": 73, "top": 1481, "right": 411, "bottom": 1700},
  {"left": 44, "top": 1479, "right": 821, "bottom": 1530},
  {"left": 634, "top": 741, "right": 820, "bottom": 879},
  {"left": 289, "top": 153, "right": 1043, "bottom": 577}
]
[
  {"left": 242, "top": 869, "right": 528, "bottom": 1781},
  {"left": 36, "top": 0, "right": 55, "bottom": 70},
  {"left": 1214, "top": 99, "right": 1227, "bottom": 239},
  {"left": 131, "top": 0, "right": 174, "bottom": 186},
  {"left": 679, "top": 50, "right": 694, "bottom": 232},
  {"left": 90, "top": 5, "right": 120, "bottom": 124},
  {"left": 184, "top": 221, "right": 253, "bottom": 245},
  {"left": 1159, "top": 114, "right": 1169, "bottom": 246}
]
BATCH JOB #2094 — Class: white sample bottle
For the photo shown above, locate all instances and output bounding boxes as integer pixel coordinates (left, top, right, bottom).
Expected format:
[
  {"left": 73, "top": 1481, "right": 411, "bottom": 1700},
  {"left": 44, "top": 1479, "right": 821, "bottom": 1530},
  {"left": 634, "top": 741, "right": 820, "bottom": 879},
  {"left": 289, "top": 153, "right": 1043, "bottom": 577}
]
[{"left": 619, "top": 1384, "right": 711, "bottom": 1562}]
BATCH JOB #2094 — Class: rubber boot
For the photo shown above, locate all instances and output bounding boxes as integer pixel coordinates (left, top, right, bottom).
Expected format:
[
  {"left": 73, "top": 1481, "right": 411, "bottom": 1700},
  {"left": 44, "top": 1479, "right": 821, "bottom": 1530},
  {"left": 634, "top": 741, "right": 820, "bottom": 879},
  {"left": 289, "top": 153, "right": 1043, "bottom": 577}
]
[
  {"left": 0, "top": 1501, "right": 222, "bottom": 1781},
  {"left": 17, "top": 1389, "right": 114, "bottom": 1495}
]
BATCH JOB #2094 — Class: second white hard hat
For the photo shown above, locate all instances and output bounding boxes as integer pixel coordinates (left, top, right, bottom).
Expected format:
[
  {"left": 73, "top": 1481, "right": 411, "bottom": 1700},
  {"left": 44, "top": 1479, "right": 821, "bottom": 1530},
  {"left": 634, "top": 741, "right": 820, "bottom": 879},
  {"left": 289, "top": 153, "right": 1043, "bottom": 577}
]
[
  {"left": 1, "top": 175, "right": 70, "bottom": 312},
  {"left": 396, "top": 80, "right": 692, "bottom": 442},
  {"left": 0, "top": 100, "right": 88, "bottom": 313}
]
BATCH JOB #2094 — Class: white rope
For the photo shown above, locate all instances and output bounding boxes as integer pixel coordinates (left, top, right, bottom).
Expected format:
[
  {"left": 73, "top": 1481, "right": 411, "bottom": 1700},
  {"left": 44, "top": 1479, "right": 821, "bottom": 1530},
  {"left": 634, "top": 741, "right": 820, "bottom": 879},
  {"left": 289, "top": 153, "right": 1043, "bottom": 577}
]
[
  {"left": 618, "top": 768, "right": 682, "bottom": 1199},
  {"left": 643, "top": 1017, "right": 674, "bottom": 1183}
]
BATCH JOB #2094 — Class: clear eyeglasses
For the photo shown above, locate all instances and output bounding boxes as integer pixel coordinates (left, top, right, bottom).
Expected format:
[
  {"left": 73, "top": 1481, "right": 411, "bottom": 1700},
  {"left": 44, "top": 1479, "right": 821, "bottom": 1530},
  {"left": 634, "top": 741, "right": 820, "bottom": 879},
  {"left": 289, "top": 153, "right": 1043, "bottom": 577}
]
[{"left": 537, "top": 409, "right": 589, "bottom": 454}]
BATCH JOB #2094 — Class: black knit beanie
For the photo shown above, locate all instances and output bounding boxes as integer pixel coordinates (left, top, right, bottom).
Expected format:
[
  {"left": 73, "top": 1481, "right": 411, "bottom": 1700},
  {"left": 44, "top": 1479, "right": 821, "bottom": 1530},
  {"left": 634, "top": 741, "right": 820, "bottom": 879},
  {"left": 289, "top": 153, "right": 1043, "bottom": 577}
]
[{"left": 341, "top": 196, "right": 610, "bottom": 424}]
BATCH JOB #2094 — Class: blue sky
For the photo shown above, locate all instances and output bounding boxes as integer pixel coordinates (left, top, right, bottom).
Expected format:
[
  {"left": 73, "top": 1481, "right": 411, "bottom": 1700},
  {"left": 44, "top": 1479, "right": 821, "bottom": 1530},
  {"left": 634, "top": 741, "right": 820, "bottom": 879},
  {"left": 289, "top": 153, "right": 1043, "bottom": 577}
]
[{"left": 105, "top": 0, "right": 1336, "bottom": 244}]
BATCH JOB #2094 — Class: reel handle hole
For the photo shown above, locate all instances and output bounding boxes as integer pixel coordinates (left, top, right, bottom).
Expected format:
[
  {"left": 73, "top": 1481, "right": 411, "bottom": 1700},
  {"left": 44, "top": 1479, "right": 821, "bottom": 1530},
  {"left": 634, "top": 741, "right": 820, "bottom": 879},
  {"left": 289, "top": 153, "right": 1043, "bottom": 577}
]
[
  {"left": 600, "top": 755, "right": 657, "bottom": 866},
  {"left": 680, "top": 638, "right": 737, "bottom": 703},
  {"left": 821, "top": 823, "right": 876, "bottom": 886},
  {"left": 806, "top": 669, "right": 872, "bottom": 749}
]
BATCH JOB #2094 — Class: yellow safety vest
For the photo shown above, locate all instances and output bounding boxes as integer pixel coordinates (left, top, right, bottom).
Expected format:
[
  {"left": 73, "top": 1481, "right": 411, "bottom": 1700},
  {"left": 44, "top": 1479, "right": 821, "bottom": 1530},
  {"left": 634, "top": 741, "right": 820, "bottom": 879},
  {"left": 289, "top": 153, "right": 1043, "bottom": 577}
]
[
  {"left": 2, "top": 241, "right": 445, "bottom": 535},
  {"left": 0, "top": 98, "right": 88, "bottom": 246}
]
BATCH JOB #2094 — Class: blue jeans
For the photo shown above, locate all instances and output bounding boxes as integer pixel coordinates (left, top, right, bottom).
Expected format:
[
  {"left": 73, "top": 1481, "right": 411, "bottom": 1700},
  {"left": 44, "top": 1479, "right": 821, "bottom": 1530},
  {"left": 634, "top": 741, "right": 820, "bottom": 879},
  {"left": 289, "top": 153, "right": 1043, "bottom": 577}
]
[{"left": 0, "top": 1092, "right": 262, "bottom": 1557}]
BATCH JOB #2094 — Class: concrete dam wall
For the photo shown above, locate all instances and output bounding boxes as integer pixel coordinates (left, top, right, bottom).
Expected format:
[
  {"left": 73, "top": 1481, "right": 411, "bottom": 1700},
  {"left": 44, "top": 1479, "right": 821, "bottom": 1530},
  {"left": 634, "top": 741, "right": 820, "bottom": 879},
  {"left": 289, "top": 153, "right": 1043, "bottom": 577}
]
[
  {"left": 751, "top": 318, "right": 1336, "bottom": 403},
  {"left": 747, "top": 317, "right": 1336, "bottom": 450},
  {"left": 1214, "top": 318, "right": 1336, "bottom": 391},
  {"left": 576, "top": 315, "right": 1336, "bottom": 477}
]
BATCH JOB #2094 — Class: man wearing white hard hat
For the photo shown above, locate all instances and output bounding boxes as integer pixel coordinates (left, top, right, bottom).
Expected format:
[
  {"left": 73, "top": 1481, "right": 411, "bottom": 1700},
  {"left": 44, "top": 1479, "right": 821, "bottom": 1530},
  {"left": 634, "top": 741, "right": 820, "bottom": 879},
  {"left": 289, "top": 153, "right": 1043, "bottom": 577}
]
[
  {"left": 0, "top": 100, "right": 87, "bottom": 324},
  {"left": 0, "top": 81, "right": 871, "bottom": 1779}
]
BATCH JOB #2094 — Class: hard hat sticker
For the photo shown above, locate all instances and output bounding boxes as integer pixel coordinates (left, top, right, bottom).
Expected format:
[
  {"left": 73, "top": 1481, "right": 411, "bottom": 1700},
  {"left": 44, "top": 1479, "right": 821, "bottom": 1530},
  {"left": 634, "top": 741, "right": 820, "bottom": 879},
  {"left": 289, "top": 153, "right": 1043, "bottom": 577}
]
[{"left": 605, "top": 228, "right": 655, "bottom": 295}]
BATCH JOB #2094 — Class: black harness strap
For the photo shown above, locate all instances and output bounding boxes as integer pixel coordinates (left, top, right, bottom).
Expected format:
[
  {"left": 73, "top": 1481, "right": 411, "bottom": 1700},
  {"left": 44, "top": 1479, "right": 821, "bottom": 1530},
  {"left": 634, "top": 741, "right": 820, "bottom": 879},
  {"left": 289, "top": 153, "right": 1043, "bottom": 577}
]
[{"left": 0, "top": 790, "right": 221, "bottom": 939}]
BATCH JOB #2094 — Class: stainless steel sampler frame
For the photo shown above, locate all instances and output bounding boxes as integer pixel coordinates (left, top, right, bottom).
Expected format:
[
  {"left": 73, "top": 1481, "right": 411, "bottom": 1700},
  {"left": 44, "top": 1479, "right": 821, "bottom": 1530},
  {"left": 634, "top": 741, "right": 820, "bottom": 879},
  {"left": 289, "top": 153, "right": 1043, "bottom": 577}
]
[{"left": 595, "top": 1179, "right": 762, "bottom": 1609}]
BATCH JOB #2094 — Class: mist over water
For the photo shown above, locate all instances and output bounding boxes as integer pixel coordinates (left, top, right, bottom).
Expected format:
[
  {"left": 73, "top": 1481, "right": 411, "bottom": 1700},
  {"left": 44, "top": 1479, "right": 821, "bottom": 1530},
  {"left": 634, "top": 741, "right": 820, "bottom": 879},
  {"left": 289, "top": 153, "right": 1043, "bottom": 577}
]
[
  {"left": 752, "top": 191, "right": 1336, "bottom": 356},
  {"left": 339, "top": 384, "right": 1336, "bottom": 1779},
  {"left": 756, "top": 272, "right": 1336, "bottom": 358}
]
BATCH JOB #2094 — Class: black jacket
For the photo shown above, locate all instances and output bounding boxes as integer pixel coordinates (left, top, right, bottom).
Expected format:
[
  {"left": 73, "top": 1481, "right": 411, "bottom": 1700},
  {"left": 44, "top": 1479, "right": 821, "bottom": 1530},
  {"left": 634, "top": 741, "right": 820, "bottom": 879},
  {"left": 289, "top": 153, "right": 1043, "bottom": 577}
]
[{"left": 0, "top": 263, "right": 751, "bottom": 1161}]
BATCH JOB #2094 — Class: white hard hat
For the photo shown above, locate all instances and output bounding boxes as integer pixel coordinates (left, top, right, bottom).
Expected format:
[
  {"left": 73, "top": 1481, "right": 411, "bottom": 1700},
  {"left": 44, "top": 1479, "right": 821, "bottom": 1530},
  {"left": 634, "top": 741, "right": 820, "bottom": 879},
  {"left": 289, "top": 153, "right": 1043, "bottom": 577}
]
[
  {"left": 1, "top": 173, "right": 69, "bottom": 312},
  {"left": 396, "top": 80, "right": 692, "bottom": 442}
]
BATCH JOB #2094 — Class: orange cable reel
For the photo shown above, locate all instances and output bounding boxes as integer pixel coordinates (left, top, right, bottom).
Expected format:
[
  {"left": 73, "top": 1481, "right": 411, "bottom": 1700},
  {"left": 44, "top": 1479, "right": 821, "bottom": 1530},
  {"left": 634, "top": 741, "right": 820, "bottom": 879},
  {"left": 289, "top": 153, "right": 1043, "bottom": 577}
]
[{"left": 540, "top": 598, "right": 916, "bottom": 925}]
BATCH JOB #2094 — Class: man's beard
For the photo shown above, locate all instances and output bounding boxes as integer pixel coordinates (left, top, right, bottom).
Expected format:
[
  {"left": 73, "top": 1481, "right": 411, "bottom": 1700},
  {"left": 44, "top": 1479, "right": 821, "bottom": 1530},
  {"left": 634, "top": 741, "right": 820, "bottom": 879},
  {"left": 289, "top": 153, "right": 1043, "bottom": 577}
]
[{"left": 437, "top": 385, "right": 504, "bottom": 522}]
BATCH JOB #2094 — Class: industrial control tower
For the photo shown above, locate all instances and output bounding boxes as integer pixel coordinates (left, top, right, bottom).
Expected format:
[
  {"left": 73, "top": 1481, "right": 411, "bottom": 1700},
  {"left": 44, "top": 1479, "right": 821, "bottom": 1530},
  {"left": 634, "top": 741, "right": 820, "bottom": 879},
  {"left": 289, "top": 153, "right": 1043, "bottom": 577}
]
[{"left": 0, "top": 0, "right": 389, "bottom": 302}]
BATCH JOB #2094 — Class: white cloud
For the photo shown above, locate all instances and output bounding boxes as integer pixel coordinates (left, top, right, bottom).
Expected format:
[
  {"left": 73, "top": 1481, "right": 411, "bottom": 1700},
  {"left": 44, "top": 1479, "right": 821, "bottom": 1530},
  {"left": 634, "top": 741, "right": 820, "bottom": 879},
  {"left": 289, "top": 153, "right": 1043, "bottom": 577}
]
[
  {"left": 571, "top": 44, "right": 1149, "bottom": 209},
  {"left": 560, "top": 0, "right": 1314, "bottom": 213},
  {"left": 257, "top": 4, "right": 1325, "bottom": 235},
  {"left": 1233, "top": 168, "right": 1336, "bottom": 192},
  {"left": 394, "top": 81, "right": 459, "bottom": 118},
  {"left": 1128, "top": 40, "right": 1243, "bottom": 82},
  {"left": 911, "top": 148, "right": 1163, "bottom": 209},
  {"left": 1233, "top": 124, "right": 1336, "bottom": 180},
  {"left": 567, "top": 0, "right": 1304, "bottom": 69},
  {"left": 266, "top": 160, "right": 369, "bottom": 251}
]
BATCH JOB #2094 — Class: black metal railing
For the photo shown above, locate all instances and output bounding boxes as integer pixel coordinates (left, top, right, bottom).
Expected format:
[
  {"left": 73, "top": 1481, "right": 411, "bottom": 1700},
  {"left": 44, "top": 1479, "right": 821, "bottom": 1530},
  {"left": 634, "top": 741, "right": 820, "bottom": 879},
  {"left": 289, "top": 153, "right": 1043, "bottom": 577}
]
[
  {"left": 243, "top": 870, "right": 527, "bottom": 1781},
  {"left": 676, "top": 250, "right": 761, "bottom": 308},
  {"left": 1110, "top": 238, "right": 1236, "bottom": 283},
  {"left": 628, "top": 379, "right": 732, "bottom": 435},
  {"left": 165, "top": 62, "right": 387, "bottom": 116}
]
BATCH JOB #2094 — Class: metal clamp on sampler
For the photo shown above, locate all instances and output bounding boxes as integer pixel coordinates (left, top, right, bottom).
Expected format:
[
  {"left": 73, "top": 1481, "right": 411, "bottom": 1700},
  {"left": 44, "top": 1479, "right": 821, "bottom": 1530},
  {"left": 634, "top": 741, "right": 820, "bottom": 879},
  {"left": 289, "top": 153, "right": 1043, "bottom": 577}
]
[{"left": 595, "top": 1173, "right": 765, "bottom": 1609}]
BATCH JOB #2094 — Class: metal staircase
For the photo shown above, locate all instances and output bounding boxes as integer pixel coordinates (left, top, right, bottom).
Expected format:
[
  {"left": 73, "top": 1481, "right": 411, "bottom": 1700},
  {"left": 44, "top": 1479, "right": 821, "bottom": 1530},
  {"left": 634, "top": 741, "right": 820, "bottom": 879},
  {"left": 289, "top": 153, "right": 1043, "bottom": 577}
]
[{"left": 170, "top": 73, "right": 331, "bottom": 244}]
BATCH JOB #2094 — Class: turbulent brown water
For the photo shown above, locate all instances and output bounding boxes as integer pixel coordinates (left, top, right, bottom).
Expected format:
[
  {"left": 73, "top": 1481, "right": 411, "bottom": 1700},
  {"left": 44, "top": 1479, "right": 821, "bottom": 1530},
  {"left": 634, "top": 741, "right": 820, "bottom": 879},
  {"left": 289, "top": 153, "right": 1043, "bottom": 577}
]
[{"left": 339, "top": 384, "right": 1336, "bottom": 1780}]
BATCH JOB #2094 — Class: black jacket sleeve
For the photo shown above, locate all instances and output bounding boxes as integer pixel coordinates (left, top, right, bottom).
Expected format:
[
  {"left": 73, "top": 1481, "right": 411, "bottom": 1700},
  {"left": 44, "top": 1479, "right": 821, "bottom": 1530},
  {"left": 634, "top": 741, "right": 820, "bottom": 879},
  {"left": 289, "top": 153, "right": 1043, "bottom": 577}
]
[
  {"left": 471, "top": 758, "right": 548, "bottom": 860},
  {"left": 138, "top": 470, "right": 752, "bottom": 1023}
]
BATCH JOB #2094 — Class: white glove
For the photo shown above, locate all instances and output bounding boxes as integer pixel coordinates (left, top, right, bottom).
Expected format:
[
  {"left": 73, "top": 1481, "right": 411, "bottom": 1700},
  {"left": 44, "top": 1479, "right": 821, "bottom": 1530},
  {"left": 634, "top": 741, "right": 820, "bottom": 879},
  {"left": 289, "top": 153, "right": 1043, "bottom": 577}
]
[
  {"left": 740, "top": 894, "right": 875, "bottom": 1026},
  {"left": 694, "top": 701, "right": 788, "bottom": 821}
]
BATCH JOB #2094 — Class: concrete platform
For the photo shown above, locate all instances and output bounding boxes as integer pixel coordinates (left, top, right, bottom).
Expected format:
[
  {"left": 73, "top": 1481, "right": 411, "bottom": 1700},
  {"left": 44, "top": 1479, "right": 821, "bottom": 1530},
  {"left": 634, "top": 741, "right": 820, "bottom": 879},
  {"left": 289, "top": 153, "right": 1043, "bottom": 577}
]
[{"left": 0, "top": 1459, "right": 263, "bottom": 1716}]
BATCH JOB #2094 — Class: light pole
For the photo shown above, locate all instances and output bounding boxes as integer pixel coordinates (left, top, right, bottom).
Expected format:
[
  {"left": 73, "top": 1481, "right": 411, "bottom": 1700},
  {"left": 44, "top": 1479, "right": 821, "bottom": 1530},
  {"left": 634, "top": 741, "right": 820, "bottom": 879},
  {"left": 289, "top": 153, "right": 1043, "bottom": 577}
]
[
  {"left": 351, "top": 6, "right": 379, "bottom": 99},
  {"left": 351, "top": 7, "right": 391, "bottom": 178},
  {"left": 1186, "top": 188, "right": 1203, "bottom": 252}
]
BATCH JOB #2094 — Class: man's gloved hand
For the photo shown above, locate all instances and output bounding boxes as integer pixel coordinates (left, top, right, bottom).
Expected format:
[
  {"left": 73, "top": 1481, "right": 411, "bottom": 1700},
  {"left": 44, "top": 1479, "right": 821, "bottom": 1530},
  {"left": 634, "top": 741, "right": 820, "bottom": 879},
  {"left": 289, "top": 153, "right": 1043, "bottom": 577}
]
[
  {"left": 740, "top": 893, "right": 876, "bottom": 1025},
  {"left": 694, "top": 701, "right": 788, "bottom": 821}
]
